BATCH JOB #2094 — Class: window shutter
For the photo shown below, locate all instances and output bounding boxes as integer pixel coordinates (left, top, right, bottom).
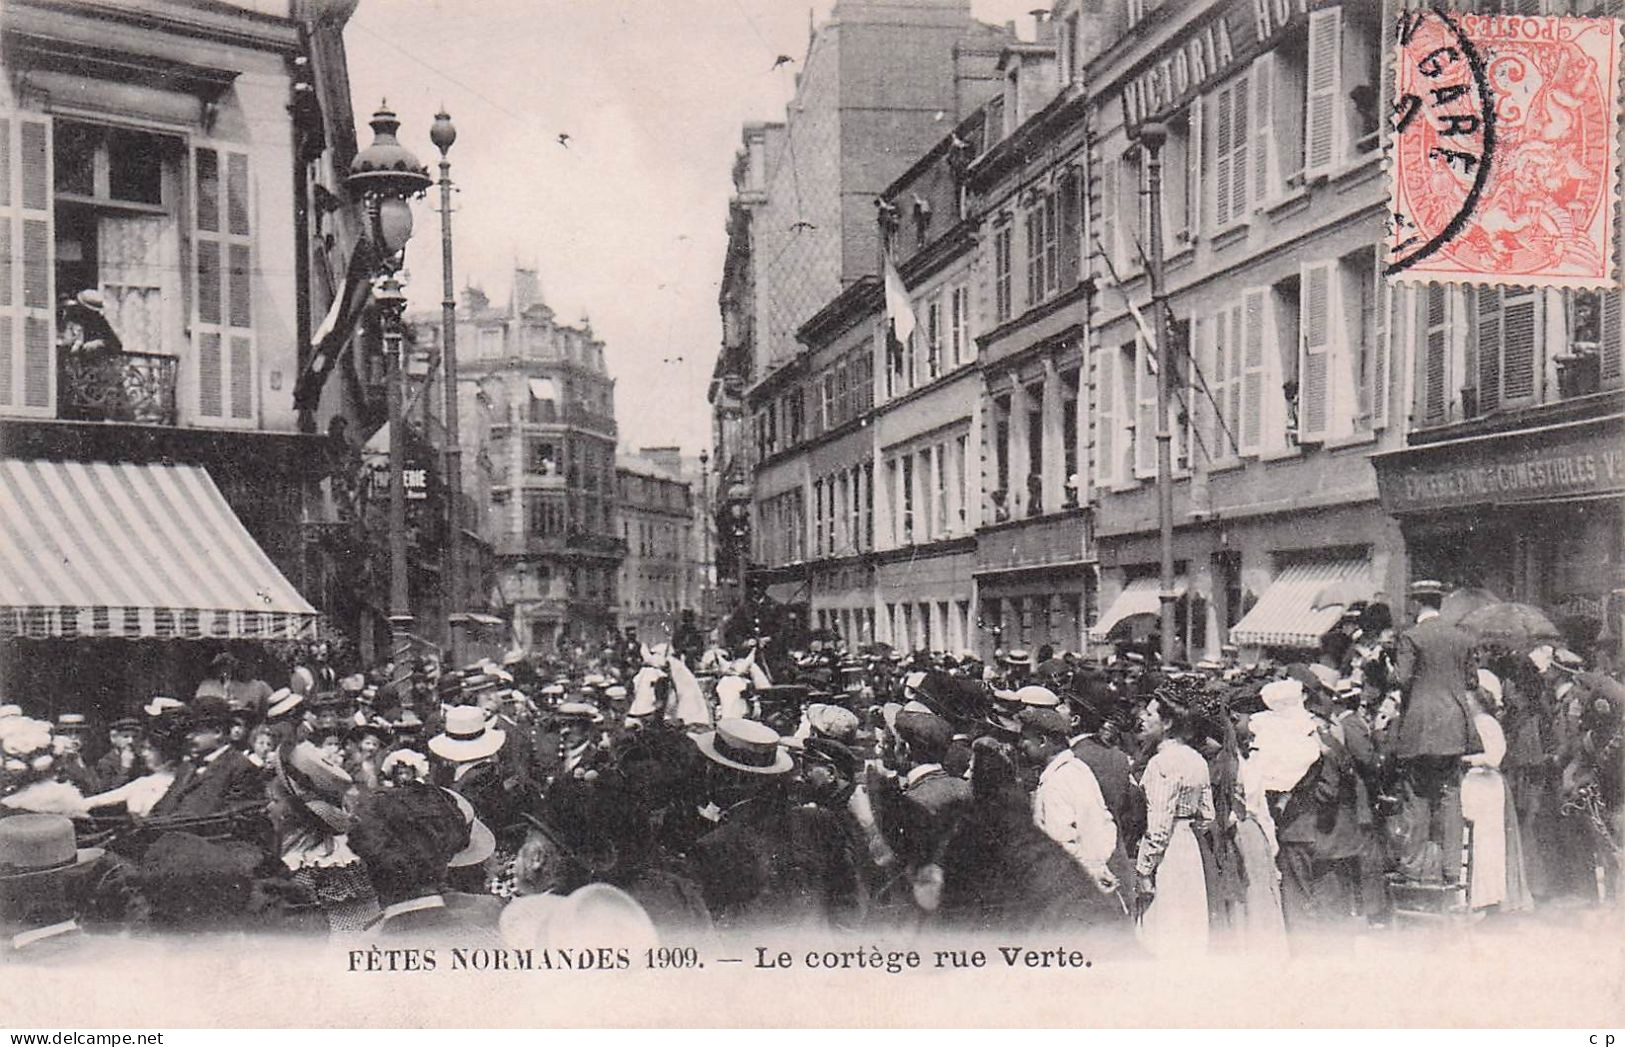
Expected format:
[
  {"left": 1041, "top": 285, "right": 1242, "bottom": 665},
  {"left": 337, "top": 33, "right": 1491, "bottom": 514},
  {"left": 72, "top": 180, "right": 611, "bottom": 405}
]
[
  {"left": 1230, "top": 73, "right": 1249, "bottom": 222},
  {"left": 1423, "top": 284, "right": 1451, "bottom": 424},
  {"left": 1251, "top": 52, "right": 1276, "bottom": 207},
  {"left": 1210, "top": 307, "right": 1230, "bottom": 455},
  {"left": 1213, "top": 87, "right": 1232, "bottom": 229},
  {"left": 1600, "top": 287, "right": 1622, "bottom": 384},
  {"left": 1476, "top": 287, "right": 1503, "bottom": 414},
  {"left": 1242, "top": 289, "right": 1269, "bottom": 452},
  {"left": 1372, "top": 254, "right": 1393, "bottom": 430},
  {"left": 1299, "top": 264, "right": 1335, "bottom": 441},
  {"left": 1305, "top": 6, "right": 1344, "bottom": 178},
  {"left": 1099, "top": 153, "right": 1119, "bottom": 274},
  {"left": 1186, "top": 102, "right": 1202, "bottom": 236},
  {"left": 1135, "top": 334, "right": 1157, "bottom": 477},
  {"left": 1, "top": 113, "right": 54, "bottom": 415},
  {"left": 194, "top": 144, "right": 255, "bottom": 423},
  {"left": 1096, "top": 348, "right": 1115, "bottom": 485},
  {"left": 1501, "top": 289, "right": 1539, "bottom": 403}
]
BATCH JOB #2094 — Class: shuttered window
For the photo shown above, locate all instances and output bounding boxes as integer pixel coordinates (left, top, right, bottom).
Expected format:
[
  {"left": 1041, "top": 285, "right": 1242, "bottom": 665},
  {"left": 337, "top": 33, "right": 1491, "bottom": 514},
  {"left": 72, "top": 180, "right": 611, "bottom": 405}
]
[
  {"left": 1241, "top": 287, "right": 1271, "bottom": 452},
  {"left": 1251, "top": 52, "right": 1277, "bottom": 207},
  {"left": 1097, "top": 154, "right": 1119, "bottom": 276},
  {"left": 1598, "top": 288, "right": 1622, "bottom": 386},
  {"left": 193, "top": 144, "right": 255, "bottom": 423},
  {"left": 1304, "top": 7, "right": 1344, "bottom": 178},
  {"left": 1371, "top": 252, "right": 1393, "bottom": 430},
  {"left": 1298, "top": 262, "right": 1337, "bottom": 442},
  {"left": 1474, "top": 287, "right": 1541, "bottom": 414},
  {"left": 0, "top": 113, "right": 53, "bottom": 414},
  {"left": 1057, "top": 171, "right": 1082, "bottom": 288},
  {"left": 1210, "top": 303, "right": 1243, "bottom": 459},
  {"left": 1422, "top": 284, "right": 1454, "bottom": 425},
  {"left": 1211, "top": 73, "right": 1250, "bottom": 230},
  {"left": 1135, "top": 333, "right": 1157, "bottom": 478},
  {"left": 1096, "top": 347, "right": 1117, "bottom": 486}
]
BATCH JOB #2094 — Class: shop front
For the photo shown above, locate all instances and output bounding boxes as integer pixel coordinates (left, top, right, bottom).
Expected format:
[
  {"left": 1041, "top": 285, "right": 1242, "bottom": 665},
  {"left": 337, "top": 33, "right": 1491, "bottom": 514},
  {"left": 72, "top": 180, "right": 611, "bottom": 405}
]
[{"left": 1373, "top": 414, "right": 1625, "bottom": 659}]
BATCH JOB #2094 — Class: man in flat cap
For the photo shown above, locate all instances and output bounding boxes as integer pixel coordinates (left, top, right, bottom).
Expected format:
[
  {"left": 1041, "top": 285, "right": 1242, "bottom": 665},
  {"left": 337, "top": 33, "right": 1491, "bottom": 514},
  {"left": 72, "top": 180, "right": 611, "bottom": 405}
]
[
  {"left": 893, "top": 710, "right": 971, "bottom": 819},
  {"left": 1393, "top": 580, "right": 1483, "bottom": 886}
]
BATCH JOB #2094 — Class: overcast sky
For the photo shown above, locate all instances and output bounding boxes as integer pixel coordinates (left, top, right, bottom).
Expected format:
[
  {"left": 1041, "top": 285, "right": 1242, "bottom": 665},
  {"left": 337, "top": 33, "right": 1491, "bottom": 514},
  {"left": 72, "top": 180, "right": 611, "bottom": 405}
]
[{"left": 345, "top": 0, "right": 1044, "bottom": 456}]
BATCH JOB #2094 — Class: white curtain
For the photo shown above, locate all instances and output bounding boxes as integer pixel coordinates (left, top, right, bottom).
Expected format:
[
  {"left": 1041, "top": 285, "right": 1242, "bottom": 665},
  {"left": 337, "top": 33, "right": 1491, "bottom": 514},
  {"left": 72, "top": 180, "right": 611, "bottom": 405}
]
[{"left": 98, "top": 214, "right": 175, "bottom": 355}]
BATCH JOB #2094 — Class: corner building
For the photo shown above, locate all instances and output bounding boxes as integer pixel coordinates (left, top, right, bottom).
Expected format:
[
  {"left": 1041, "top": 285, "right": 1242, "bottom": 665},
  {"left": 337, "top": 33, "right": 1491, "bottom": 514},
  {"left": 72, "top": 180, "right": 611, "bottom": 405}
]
[{"left": 1083, "top": 0, "right": 1407, "bottom": 661}]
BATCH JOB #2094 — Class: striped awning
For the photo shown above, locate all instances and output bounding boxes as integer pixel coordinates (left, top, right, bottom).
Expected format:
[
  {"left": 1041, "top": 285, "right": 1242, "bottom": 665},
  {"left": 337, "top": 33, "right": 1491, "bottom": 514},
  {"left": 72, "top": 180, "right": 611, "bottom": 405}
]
[
  {"left": 1229, "top": 556, "right": 1371, "bottom": 649},
  {"left": 1089, "top": 575, "right": 1187, "bottom": 641},
  {"left": 0, "top": 459, "right": 317, "bottom": 640}
]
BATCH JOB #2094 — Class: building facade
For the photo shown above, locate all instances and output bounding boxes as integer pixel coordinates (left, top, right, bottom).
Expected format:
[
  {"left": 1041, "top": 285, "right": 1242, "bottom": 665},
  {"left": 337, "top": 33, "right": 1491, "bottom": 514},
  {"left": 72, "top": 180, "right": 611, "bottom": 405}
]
[
  {"left": 965, "top": 17, "right": 1105, "bottom": 659},
  {"left": 616, "top": 450, "right": 695, "bottom": 645},
  {"left": 0, "top": 0, "right": 373, "bottom": 705},
  {"left": 719, "top": 0, "right": 1012, "bottom": 642},
  {"left": 413, "top": 270, "right": 624, "bottom": 651},
  {"left": 1081, "top": 0, "right": 1408, "bottom": 662}
]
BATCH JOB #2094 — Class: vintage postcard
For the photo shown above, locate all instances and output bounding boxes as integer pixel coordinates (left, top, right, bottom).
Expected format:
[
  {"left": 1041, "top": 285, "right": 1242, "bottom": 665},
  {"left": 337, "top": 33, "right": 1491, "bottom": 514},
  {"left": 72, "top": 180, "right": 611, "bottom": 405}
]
[{"left": 0, "top": 0, "right": 1622, "bottom": 1030}]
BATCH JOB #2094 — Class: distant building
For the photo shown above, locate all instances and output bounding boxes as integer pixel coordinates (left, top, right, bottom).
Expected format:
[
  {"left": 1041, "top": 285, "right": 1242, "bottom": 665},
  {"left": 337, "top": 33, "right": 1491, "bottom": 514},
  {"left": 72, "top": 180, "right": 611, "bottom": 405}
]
[
  {"left": 616, "top": 450, "right": 695, "bottom": 645},
  {"left": 713, "top": 0, "right": 1012, "bottom": 634},
  {"left": 412, "top": 269, "right": 624, "bottom": 650}
]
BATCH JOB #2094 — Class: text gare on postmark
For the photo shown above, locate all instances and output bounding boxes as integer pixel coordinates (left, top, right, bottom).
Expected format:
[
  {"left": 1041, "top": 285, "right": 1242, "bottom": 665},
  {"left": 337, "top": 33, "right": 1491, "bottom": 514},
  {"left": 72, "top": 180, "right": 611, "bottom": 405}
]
[{"left": 1389, "top": 7, "right": 1623, "bottom": 289}]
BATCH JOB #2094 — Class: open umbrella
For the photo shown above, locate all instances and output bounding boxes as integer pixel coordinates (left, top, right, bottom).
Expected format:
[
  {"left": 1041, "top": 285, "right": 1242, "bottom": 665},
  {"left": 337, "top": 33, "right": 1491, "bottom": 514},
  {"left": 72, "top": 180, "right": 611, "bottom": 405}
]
[
  {"left": 1311, "top": 579, "right": 1376, "bottom": 611},
  {"left": 1456, "top": 601, "right": 1561, "bottom": 649},
  {"left": 1439, "top": 586, "right": 1500, "bottom": 626}
]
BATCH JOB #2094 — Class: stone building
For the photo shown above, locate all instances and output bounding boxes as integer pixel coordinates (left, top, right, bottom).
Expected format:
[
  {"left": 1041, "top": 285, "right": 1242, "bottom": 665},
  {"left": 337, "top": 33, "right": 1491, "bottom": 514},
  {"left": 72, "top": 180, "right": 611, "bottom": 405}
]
[
  {"left": 615, "top": 450, "right": 695, "bottom": 646},
  {"left": 413, "top": 269, "right": 624, "bottom": 650}
]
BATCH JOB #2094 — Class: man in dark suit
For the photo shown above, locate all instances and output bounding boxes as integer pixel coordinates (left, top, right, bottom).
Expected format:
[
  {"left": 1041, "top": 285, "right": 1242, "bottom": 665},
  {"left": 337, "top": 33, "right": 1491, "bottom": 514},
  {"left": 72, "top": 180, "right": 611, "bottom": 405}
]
[
  {"left": 148, "top": 697, "right": 267, "bottom": 819},
  {"left": 686, "top": 719, "right": 866, "bottom": 931},
  {"left": 1068, "top": 686, "right": 1138, "bottom": 890},
  {"left": 894, "top": 710, "right": 971, "bottom": 819},
  {"left": 1393, "top": 580, "right": 1483, "bottom": 886}
]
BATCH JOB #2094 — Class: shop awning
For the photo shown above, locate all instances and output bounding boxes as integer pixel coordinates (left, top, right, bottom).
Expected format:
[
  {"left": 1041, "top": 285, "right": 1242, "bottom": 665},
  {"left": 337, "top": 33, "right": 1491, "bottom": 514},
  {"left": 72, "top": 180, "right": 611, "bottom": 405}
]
[
  {"left": 0, "top": 459, "right": 317, "bottom": 639},
  {"left": 1089, "top": 575, "right": 1187, "bottom": 641},
  {"left": 1229, "top": 556, "right": 1371, "bottom": 649}
]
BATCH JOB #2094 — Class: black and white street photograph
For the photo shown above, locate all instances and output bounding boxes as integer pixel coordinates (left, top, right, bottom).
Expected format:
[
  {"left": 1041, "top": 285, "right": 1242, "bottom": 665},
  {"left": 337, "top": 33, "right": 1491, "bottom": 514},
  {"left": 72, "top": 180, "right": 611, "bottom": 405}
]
[{"left": 0, "top": 0, "right": 1622, "bottom": 1030}]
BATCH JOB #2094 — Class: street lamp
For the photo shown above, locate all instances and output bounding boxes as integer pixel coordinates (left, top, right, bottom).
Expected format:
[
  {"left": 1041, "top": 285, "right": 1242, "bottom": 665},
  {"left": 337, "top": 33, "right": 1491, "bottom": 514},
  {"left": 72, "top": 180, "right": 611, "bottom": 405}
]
[
  {"left": 348, "top": 102, "right": 431, "bottom": 653},
  {"left": 698, "top": 448, "right": 711, "bottom": 627},
  {"left": 430, "top": 108, "right": 466, "bottom": 665},
  {"left": 1139, "top": 120, "right": 1177, "bottom": 666}
]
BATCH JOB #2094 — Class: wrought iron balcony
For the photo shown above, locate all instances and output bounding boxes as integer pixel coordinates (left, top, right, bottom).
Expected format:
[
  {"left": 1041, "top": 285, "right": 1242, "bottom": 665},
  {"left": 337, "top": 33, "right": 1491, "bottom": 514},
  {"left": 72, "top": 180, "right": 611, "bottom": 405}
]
[{"left": 58, "top": 351, "right": 178, "bottom": 426}]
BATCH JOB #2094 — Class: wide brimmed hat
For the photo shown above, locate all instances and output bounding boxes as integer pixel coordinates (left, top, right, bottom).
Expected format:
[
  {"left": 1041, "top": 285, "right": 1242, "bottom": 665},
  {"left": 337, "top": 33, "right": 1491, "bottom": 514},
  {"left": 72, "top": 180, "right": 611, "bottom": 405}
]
[
  {"left": 265, "top": 688, "right": 303, "bottom": 719},
  {"left": 555, "top": 701, "right": 606, "bottom": 724},
  {"left": 440, "top": 788, "right": 496, "bottom": 868},
  {"left": 693, "top": 718, "right": 793, "bottom": 775},
  {"left": 499, "top": 884, "right": 657, "bottom": 952},
  {"left": 1014, "top": 684, "right": 1061, "bottom": 708},
  {"left": 143, "top": 696, "right": 185, "bottom": 718},
  {"left": 0, "top": 814, "right": 103, "bottom": 881},
  {"left": 428, "top": 705, "right": 506, "bottom": 763},
  {"left": 279, "top": 741, "right": 354, "bottom": 834},
  {"left": 1408, "top": 579, "right": 1445, "bottom": 598}
]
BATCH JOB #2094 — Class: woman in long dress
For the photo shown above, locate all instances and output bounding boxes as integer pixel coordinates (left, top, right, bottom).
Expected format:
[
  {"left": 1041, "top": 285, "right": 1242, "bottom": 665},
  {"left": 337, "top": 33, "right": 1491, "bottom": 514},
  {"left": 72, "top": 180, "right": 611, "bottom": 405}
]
[
  {"left": 1462, "top": 673, "right": 1533, "bottom": 912},
  {"left": 1135, "top": 693, "right": 1216, "bottom": 958}
]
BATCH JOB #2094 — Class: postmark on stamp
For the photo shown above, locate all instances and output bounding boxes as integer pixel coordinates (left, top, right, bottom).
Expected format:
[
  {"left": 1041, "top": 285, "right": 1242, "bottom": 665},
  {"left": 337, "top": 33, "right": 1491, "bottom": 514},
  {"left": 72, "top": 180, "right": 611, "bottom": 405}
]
[{"left": 1388, "top": 8, "right": 1622, "bottom": 288}]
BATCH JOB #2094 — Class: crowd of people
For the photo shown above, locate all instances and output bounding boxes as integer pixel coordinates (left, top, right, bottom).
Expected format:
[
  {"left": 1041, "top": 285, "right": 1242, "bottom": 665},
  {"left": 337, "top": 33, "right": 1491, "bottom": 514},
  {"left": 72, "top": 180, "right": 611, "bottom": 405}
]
[{"left": 0, "top": 580, "right": 1620, "bottom": 962}]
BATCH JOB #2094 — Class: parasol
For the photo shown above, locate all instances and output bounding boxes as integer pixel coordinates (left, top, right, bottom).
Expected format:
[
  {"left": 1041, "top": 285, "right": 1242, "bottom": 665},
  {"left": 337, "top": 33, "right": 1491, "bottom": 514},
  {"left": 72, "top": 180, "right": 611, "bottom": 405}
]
[
  {"left": 1439, "top": 586, "right": 1500, "bottom": 626},
  {"left": 1311, "top": 578, "right": 1377, "bottom": 611},
  {"left": 1456, "top": 601, "right": 1561, "bottom": 649}
]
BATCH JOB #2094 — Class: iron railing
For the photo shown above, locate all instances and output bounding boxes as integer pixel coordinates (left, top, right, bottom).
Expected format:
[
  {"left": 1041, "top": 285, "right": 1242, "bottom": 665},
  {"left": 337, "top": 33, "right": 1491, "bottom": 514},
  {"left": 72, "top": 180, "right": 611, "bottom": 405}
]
[{"left": 59, "top": 351, "right": 178, "bottom": 425}]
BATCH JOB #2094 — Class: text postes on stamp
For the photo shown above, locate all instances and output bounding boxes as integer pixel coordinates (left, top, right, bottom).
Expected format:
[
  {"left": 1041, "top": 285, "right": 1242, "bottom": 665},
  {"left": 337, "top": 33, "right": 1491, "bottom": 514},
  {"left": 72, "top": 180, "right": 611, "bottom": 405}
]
[{"left": 1389, "top": 9, "right": 1622, "bottom": 288}]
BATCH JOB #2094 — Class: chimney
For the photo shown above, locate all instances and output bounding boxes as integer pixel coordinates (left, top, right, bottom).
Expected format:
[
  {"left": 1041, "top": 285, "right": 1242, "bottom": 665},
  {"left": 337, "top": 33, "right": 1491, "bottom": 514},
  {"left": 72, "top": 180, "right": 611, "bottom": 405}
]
[
  {"left": 461, "top": 285, "right": 489, "bottom": 315},
  {"left": 512, "top": 266, "right": 543, "bottom": 315},
  {"left": 1030, "top": 9, "right": 1053, "bottom": 43}
]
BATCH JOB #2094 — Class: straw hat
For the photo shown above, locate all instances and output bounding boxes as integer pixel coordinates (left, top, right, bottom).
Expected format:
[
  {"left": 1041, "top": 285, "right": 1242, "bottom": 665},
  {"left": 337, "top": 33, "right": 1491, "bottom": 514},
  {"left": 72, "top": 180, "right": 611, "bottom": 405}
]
[
  {"left": 427, "top": 706, "right": 506, "bottom": 763},
  {"left": 0, "top": 814, "right": 103, "bottom": 882},
  {"left": 692, "top": 718, "right": 793, "bottom": 775},
  {"left": 440, "top": 788, "right": 496, "bottom": 869}
]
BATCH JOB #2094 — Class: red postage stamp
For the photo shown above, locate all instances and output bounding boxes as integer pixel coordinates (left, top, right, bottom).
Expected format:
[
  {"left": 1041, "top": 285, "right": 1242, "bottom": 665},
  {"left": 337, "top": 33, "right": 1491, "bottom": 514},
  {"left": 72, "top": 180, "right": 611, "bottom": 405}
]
[{"left": 1388, "top": 10, "right": 1622, "bottom": 288}]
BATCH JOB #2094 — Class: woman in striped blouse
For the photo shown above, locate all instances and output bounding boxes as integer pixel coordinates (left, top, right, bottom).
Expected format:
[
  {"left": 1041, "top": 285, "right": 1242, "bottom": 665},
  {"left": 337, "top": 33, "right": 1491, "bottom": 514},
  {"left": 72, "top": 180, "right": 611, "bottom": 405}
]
[{"left": 1135, "top": 693, "right": 1216, "bottom": 958}]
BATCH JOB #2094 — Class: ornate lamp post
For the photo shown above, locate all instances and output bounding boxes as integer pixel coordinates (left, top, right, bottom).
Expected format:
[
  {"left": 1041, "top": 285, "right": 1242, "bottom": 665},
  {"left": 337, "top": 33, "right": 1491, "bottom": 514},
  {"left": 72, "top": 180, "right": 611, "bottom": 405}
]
[
  {"left": 430, "top": 109, "right": 466, "bottom": 664},
  {"left": 348, "top": 102, "right": 431, "bottom": 650}
]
